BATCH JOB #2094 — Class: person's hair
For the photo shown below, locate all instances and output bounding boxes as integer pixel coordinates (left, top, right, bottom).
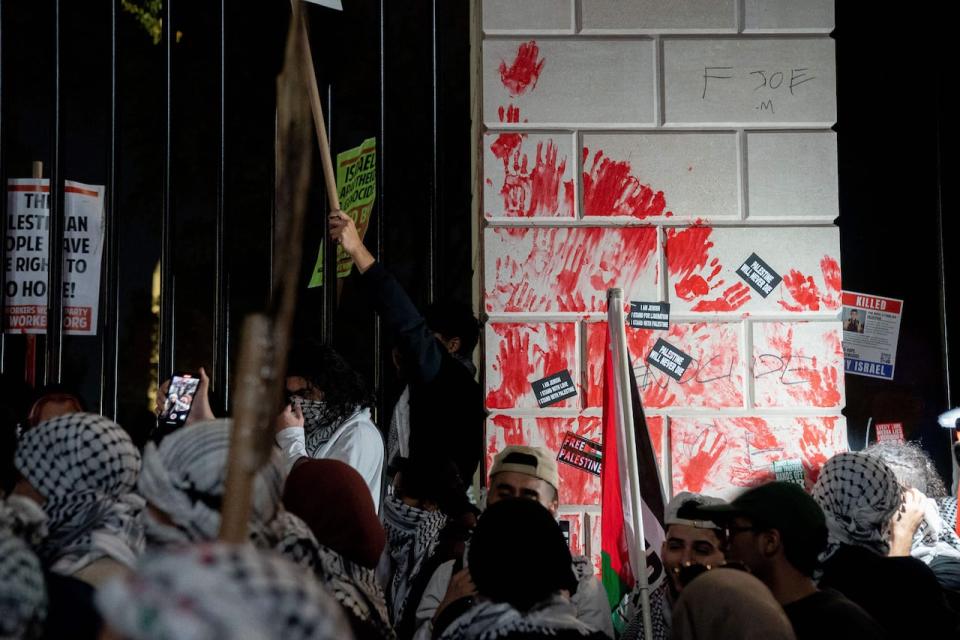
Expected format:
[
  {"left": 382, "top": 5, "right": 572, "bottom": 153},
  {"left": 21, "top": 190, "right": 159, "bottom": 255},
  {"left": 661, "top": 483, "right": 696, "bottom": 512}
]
[
  {"left": 864, "top": 441, "right": 948, "bottom": 498},
  {"left": 749, "top": 514, "right": 825, "bottom": 578},
  {"left": 469, "top": 499, "right": 577, "bottom": 611},
  {"left": 425, "top": 301, "right": 480, "bottom": 357},
  {"left": 392, "top": 456, "right": 471, "bottom": 517},
  {"left": 286, "top": 341, "right": 374, "bottom": 417},
  {"left": 27, "top": 384, "right": 86, "bottom": 427},
  {"left": 489, "top": 470, "right": 560, "bottom": 504}
]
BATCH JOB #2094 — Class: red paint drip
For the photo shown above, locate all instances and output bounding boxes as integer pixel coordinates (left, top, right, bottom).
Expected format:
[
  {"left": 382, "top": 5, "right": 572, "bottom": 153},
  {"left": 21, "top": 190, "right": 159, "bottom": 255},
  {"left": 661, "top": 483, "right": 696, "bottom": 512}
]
[
  {"left": 820, "top": 256, "right": 841, "bottom": 293},
  {"left": 666, "top": 226, "right": 714, "bottom": 276},
  {"left": 582, "top": 149, "right": 669, "bottom": 218},
  {"left": 499, "top": 41, "right": 546, "bottom": 97},
  {"left": 732, "top": 417, "right": 778, "bottom": 450}
]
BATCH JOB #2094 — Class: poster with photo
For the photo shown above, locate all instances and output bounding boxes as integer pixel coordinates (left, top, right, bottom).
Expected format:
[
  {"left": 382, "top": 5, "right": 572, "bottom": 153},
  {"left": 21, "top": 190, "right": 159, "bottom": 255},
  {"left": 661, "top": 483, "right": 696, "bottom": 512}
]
[{"left": 841, "top": 291, "right": 903, "bottom": 381}]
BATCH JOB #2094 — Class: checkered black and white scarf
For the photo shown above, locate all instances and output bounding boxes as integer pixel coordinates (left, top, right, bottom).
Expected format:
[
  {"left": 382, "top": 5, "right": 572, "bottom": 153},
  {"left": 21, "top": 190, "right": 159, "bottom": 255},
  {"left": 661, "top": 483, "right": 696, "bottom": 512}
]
[
  {"left": 138, "top": 420, "right": 317, "bottom": 560},
  {"left": 0, "top": 497, "right": 48, "bottom": 639},
  {"left": 438, "top": 593, "right": 597, "bottom": 640},
  {"left": 96, "top": 543, "right": 351, "bottom": 640},
  {"left": 812, "top": 451, "right": 901, "bottom": 559},
  {"left": 301, "top": 399, "right": 358, "bottom": 457},
  {"left": 14, "top": 413, "right": 145, "bottom": 575},
  {"left": 382, "top": 494, "right": 448, "bottom": 624}
]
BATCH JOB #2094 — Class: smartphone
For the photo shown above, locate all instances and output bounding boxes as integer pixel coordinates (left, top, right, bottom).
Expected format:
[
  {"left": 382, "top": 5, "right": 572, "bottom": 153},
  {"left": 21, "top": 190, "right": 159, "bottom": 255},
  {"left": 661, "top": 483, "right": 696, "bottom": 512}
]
[{"left": 158, "top": 372, "right": 201, "bottom": 429}]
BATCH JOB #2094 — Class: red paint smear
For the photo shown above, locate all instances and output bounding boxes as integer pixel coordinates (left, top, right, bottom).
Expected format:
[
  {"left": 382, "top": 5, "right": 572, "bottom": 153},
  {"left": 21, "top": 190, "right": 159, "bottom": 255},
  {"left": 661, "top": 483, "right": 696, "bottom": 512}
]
[
  {"left": 756, "top": 323, "right": 843, "bottom": 408},
  {"left": 691, "top": 282, "right": 751, "bottom": 312},
  {"left": 499, "top": 41, "right": 546, "bottom": 97},
  {"left": 778, "top": 255, "right": 842, "bottom": 312},
  {"left": 486, "top": 325, "right": 536, "bottom": 409},
  {"left": 666, "top": 226, "right": 714, "bottom": 278},
  {"left": 491, "top": 133, "right": 524, "bottom": 165},
  {"left": 490, "top": 227, "right": 657, "bottom": 312},
  {"left": 677, "top": 430, "right": 728, "bottom": 493},
  {"left": 731, "top": 417, "right": 778, "bottom": 450},
  {"left": 582, "top": 149, "right": 669, "bottom": 218},
  {"left": 799, "top": 418, "right": 831, "bottom": 485},
  {"left": 498, "top": 141, "right": 572, "bottom": 217},
  {"left": 532, "top": 324, "right": 576, "bottom": 393}
]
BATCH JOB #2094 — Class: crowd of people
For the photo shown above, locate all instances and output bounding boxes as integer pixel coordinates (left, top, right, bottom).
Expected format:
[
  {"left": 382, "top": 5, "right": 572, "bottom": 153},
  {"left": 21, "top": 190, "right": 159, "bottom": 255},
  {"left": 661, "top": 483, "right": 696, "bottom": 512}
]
[{"left": 2, "top": 212, "right": 960, "bottom": 639}]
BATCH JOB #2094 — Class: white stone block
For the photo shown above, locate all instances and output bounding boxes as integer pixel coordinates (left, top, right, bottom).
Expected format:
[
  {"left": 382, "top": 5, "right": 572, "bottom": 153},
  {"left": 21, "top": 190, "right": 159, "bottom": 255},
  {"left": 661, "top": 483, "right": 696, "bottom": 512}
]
[
  {"left": 746, "top": 131, "right": 838, "bottom": 219},
  {"left": 662, "top": 38, "right": 836, "bottom": 125},
  {"left": 752, "top": 321, "right": 845, "bottom": 408},
  {"left": 582, "top": 132, "right": 739, "bottom": 220},
  {"left": 743, "top": 0, "right": 835, "bottom": 33},
  {"left": 482, "top": 0, "right": 574, "bottom": 33},
  {"left": 580, "top": 0, "right": 736, "bottom": 33},
  {"left": 664, "top": 225, "right": 841, "bottom": 314},
  {"left": 483, "top": 39, "right": 655, "bottom": 126},
  {"left": 484, "top": 131, "right": 576, "bottom": 219}
]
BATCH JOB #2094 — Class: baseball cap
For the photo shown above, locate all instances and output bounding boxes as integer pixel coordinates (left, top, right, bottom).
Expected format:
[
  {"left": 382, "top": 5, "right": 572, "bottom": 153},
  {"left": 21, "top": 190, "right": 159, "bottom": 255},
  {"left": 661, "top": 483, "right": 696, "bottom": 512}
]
[
  {"left": 665, "top": 491, "right": 726, "bottom": 530},
  {"left": 690, "top": 481, "right": 827, "bottom": 535},
  {"left": 489, "top": 445, "right": 559, "bottom": 491}
]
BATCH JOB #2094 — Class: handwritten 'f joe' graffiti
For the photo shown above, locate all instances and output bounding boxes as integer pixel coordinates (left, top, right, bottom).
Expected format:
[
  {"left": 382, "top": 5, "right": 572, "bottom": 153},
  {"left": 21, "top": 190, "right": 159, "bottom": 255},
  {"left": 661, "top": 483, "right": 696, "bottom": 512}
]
[{"left": 703, "top": 65, "right": 816, "bottom": 114}]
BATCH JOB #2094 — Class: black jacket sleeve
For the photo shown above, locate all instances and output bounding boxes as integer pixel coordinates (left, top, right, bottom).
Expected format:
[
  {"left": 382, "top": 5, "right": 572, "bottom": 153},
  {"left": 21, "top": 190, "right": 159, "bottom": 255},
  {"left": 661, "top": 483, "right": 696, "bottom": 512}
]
[{"left": 359, "top": 261, "right": 444, "bottom": 384}]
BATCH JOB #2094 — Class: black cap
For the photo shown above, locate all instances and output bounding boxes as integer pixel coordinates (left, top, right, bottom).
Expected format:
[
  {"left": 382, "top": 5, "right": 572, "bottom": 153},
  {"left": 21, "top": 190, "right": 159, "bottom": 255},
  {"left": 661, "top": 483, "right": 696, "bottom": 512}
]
[{"left": 691, "top": 481, "right": 826, "bottom": 535}]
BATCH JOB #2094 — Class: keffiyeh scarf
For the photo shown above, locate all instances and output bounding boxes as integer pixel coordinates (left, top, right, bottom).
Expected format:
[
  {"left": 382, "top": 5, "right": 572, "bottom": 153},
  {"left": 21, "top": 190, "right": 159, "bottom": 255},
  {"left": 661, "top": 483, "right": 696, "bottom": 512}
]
[
  {"left": 95, "top": 543, "right": 350, "bottom": 640},
  {"left": 0, "top": 497, "right": 49, "bottom": 640},
  {"left": 618, "top": 581, "right": 670, "bottom": 640},
  {"left": 382, "top": 494, "right": 447, "bottom": 623},
  {"left": 439, "top": 594, "right": 596, "bottom": 640},
  {"left": 911, "top": 495, "right": 960, "bottom": 564},
  {"left": 812, "top": 451, "right": 901, "bottom": 560},
  {"left": 301, "top": 400, "right": 363, "bottom": 456},
  {"left": 138, "top": 419, "right": 316, "bottom": 560},
  {"left": 298, "top": 543, "right": 395, "bottom": 639},
  {"left": 14, "top": 413, "right": 144, "bottom": 575}
]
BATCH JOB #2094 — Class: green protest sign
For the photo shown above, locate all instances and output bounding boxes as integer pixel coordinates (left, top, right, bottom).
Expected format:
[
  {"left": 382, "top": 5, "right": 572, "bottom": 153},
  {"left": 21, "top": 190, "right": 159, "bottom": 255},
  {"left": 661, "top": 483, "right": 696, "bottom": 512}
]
[{"left": 308, "top": 136, "right": 376, "bottom": 287}]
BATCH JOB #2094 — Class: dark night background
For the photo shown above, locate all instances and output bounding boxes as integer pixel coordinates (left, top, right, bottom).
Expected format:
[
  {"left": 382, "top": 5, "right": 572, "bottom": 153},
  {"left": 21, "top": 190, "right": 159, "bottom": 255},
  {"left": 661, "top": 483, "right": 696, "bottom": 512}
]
[{"left": 0, "top": 2, "right": 956, "bottom": 481}]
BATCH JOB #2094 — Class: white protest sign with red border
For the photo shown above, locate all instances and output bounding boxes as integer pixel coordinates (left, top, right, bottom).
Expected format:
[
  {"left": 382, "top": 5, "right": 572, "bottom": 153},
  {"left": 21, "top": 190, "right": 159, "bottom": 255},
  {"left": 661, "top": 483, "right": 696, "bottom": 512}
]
[
  {"left": 4, "top": 179, "right": 104, "bottom": 336},
  {"left": 841, "top": 290, "right": 903, "bottom": 381}
]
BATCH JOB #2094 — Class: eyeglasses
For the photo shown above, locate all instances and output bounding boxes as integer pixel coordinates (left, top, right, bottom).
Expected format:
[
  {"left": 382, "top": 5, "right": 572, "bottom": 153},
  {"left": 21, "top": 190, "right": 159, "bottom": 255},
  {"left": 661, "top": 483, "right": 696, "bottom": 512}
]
[
  {"left": 725, "top": 524, "right": 761, "bottom": 539},
  {"left": 674, "top": 561, "right": 750, "bottom": 588}
]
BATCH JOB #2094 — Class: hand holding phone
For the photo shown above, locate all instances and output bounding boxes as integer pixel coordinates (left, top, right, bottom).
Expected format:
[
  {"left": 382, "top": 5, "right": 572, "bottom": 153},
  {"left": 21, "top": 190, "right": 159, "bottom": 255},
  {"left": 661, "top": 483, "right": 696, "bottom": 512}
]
[{"left": 158, "top": 372, "right": 201, "bottom": 429}]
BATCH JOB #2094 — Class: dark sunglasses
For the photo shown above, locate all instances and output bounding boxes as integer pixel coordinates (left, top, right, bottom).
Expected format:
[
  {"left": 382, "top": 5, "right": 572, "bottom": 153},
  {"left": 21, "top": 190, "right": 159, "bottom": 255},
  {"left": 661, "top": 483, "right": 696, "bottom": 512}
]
[{"left": 674, "top": 561, "right": 750, "bottom": 588}]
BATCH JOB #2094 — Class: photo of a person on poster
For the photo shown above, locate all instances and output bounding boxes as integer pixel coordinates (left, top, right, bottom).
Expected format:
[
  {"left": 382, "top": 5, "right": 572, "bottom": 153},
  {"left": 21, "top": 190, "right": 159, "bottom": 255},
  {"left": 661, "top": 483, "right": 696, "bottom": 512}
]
[{"left": 843, "top": 308, "right": 865, "bottom": 333}]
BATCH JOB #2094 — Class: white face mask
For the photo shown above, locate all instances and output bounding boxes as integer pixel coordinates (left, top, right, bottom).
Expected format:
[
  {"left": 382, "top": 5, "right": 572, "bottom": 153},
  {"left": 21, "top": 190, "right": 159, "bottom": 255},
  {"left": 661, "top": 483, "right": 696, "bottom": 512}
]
[{"left": 143, "top": 508, "right": 191, "bottom": 548}]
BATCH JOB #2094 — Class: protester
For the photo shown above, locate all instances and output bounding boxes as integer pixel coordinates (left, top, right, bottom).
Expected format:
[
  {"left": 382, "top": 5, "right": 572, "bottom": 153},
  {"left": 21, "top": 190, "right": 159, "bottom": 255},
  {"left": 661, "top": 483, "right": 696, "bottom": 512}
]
[
  {"left": 692, "top": 481, "right": 883, "bottom": 639},
  {"left": 618, "top": 492, "right": 727, "bottom": 640},
  {"left": 436, "top": 499, "right": 606, "bottom": 640},
  {"left": 0, "top": 497, "right": 48, "bottom": 640},
  {"left": 329, "top": 210, "right": 484, "bottom": 485},
  {"left": 275, "top": 341, "right": 384, "bottom": 510},
  {"left": 415, "top": 445, "right": 612, "bottom": 639},
  {"left": 96, "top": 543, "right": 352, "bottom": 640},
  {"left": 379, "top": 455, "right": 470, "bottom": 631},
  {"left": 283, "top": 458, "right": 395, "bottom": 640},
  {"left": 11, "top": 413, "right": 144, "bottom": 585},
  {"left": 137, "top": 418, "right": 315, "bottom": 562},
  {"left": 24, "top": 384, "right": 85, "bottom": 430},
  {"left": 671, "top": 568, "right": 797, "bottom": 640},
  {"left": 812, "top": 451, "right": 959, "bottom": 636}
]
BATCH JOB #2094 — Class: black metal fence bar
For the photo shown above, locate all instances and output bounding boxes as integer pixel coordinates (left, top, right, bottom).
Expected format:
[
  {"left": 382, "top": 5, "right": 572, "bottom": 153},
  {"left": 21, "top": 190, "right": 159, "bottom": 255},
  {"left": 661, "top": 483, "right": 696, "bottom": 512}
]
[
  {"left": 45, "top": 0, "right": 65, "bottom": 384},
  {"left": 158, "top": 0, "right": 175, "bottom": 381},
  {"left": 213, "top": 0, "right": 229, "bottom": 410}
]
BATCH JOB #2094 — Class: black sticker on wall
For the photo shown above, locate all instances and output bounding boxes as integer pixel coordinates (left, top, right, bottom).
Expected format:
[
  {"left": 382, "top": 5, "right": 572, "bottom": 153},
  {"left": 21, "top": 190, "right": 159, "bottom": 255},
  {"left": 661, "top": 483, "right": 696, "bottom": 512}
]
[
  {"left": 645, "top": 338, "right": 693, "bottom": 382},
  {"left": 736, "top": 253, "right": 782, "bottom": 298},
  {"left": 531, "top": 369, "right": 577, "bottom": 408},
  {"left": 557, "top": 432, "right": 603, "bottom": 476},
  {"left": 629, "top": 301, "right": 671, "bottom": 330}
]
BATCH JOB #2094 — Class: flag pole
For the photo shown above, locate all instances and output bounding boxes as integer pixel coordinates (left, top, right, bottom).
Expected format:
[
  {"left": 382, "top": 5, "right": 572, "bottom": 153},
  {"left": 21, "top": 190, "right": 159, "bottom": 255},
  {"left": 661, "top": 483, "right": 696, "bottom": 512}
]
[{"left": 607, "top": 288, "right": 653, "bottom": 640}]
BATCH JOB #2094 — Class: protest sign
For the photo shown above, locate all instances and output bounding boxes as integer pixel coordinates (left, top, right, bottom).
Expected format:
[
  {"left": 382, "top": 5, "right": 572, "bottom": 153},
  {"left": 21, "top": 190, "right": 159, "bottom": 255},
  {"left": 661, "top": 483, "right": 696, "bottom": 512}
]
[
  {"left": 557, "top": 431, "right": 602, "bottom": 476},
  {"left": 841, "top": 291, "right": 903, "bottom": 380},
  {"left": 645, "top": 338, "right": 692, "bottom": 382},
  {"left": 309, "top": 137, "right": 376, "bottom": 287},
  {"left": 629, "top": 301, "right": 670, "bottom": 330},
  {"left": 874, "top": 422, "right": 905, "bottom": 444},
  {"left": 736, "top": 252, "right": 782, "bottom": 298},
  {"left": 4, "top": 179, "right": 104, "bottom": 335},
  {"left": 531, "top": 369, "right": 577, "bottom": 408},
  {"left": 772, "top": 459, "right": 805, "bottom": 486}
]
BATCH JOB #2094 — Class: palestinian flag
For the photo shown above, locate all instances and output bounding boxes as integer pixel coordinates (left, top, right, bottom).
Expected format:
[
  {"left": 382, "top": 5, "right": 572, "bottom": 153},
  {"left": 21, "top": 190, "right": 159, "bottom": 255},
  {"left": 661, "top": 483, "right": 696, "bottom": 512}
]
[{"left": 600, "top": 321, "right": 667, "bottom": 610}]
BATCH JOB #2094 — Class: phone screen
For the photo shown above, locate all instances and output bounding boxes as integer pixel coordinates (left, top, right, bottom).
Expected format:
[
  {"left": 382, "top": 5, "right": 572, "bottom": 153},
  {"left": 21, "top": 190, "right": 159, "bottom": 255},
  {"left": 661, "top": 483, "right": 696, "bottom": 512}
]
[{"left": 158, "top": 373, "right": 201, "bottom": 428}]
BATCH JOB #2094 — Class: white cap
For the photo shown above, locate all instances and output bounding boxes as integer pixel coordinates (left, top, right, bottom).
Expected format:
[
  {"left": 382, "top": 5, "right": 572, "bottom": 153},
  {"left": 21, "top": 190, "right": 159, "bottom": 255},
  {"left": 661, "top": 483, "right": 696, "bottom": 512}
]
[{"left": 664, "top": 492, "right": 726, "bottom": 530}]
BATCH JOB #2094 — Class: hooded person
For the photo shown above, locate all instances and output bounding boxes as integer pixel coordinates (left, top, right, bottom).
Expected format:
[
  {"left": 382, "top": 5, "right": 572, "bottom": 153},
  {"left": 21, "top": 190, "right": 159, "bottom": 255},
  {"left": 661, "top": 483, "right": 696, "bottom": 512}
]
[
  {"left": 415, "top": 445, "right": 613, "bottom": 640},
  {"left": 0, "top": 496, "right": 48, "bottom": 640},
  {"left": 95, "top": 543, "right": 352, "bottom": 640},
  {"left": 670, "top": 568, "right": 796, "bottom": 640},
  {"left": 276, "top": 342, "right": 384, "bottom": 511},
  {"left": 437, "top": 498, "right": 606, "bottom": 640},
  {"left": 11, "top": 413, "right": 145, "bottom": 585},
  {"left": 136, "top": 419, "right": 316, "bottom": 562},
  {"left": 618, "top": 492, "right": 727, "bottom": 640},
  {"left": 812, "top": 451, "right": 959, "bottom": 636},
  {"left": 379, "top": 455, "right": 473, "bottom": 630},
  {"left": 283, "top": 458, "right": 395, "bottom": 640}
]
